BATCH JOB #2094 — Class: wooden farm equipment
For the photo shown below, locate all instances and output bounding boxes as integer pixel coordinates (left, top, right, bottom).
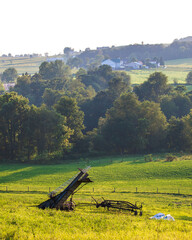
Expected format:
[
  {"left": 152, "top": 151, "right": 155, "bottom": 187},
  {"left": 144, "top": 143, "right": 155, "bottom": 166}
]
[
  {"left": 38, "top": 167, "right": 92, "bottom": 210},
  {"left": 92, "top": 197, "right": 143, "bottom": 215}
]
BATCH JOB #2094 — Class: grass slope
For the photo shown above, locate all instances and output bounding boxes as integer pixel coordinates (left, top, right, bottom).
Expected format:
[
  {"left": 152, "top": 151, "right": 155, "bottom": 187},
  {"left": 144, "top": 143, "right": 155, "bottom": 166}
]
[
  {"left": 0, "top": 56, "right": 47, "bottom": 75},
  {"left": 0, "top": 155, "right": 192, "bottom": 239}
]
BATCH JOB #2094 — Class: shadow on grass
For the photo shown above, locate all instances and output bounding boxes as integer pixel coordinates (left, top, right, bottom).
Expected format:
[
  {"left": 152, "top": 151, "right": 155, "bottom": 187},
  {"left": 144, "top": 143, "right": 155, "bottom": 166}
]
[
  {"left": 118, "top": 191, "right": 192, "bottom": 197},
  {"left": 0, "top": 164, "right": 77, "bottom": 184},
  {"left": 179, "top": 216, "right": 192, "bottom": 221}
]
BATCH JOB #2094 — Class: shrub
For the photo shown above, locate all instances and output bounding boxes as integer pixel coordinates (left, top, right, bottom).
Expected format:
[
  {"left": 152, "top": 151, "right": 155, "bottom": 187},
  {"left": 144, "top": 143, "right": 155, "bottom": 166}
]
[
  {"left": 165, "top": 154, "right": 177, "bottom": 162},
  {"left": 144, "top": 154, "right": 153, "bottom": 162}
]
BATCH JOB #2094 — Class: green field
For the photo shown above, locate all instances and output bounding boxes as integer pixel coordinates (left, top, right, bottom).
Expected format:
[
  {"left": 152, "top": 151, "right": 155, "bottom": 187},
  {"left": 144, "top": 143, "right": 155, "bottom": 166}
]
[
  {"left": 128, "top": 58, "right": 192, "bottom": 85},
  {"left": 0, "top": 155, "right": 191, "bottom": 239},
  {"left": 1, "top": 57, "right": 192, "bottom": 85},
  {"left": 0, "top": 56, "right": 47, "bottom": 75}
]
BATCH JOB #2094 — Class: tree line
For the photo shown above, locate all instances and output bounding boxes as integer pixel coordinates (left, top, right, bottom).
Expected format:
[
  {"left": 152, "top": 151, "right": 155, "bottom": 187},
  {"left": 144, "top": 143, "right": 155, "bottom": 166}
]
[
  {"left": 1, "top": 61, "right": 192, "bottom": 163},
  {"left": 74, "top": 41, "right": 192, "bottom": 68}
]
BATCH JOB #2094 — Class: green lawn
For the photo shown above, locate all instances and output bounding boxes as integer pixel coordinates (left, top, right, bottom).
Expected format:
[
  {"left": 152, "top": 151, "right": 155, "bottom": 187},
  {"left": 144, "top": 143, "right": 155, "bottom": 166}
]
[{"left": 0, "top": 155, "right": 191, "bottom": 239}]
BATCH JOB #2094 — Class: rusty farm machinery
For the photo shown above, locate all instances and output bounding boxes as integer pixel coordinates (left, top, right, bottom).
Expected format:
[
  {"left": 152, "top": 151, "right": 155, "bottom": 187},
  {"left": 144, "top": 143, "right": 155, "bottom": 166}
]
[
  {"left": 92, "top": 197, "right": 143, "bottom": 215},
  {"left": 38, "top": 167, "right": 143, "bottom": 215}
]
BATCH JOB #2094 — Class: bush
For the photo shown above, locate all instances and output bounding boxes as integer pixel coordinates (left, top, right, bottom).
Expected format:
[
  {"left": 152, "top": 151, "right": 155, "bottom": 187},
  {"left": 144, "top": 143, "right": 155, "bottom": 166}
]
[
  {"left": 165, "top": 154, "right": 177, "bottom": 162},
  {"left": 144, "top": 154, "right": 153, "bottom": 162},
  {"left": 32, "top": 151, "right": 63, "bottom": 164}
]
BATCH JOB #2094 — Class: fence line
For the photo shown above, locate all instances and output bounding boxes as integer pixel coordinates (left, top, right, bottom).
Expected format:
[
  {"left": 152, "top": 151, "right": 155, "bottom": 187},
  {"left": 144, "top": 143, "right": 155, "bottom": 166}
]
[{"left": 0, "top": 185, "right": 190, "bottom": 196}]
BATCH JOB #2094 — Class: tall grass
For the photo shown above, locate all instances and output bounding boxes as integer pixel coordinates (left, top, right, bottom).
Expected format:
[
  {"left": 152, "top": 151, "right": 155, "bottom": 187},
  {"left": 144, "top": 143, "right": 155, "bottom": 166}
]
[{"left": 0, "top": 155, "right": 191, "bottom": 239}]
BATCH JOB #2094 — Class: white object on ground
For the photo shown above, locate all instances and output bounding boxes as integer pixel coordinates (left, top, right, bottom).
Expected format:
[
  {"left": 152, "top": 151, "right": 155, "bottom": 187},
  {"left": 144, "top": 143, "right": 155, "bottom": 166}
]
[{"left": 150, "top": 213, "right": 175, "bottom": 221}]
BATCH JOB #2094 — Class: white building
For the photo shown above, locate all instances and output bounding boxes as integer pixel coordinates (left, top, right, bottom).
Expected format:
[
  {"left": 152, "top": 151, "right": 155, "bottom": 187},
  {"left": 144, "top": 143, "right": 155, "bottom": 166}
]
[
  {"left": 126, "top": 61, "right": 143, "bottom": 70},
  {"left": 101, "top": 59, "right": 123, "bottom": 70},
  {"left": 3, "top": 83, "right": 16, "bottom": 91}
]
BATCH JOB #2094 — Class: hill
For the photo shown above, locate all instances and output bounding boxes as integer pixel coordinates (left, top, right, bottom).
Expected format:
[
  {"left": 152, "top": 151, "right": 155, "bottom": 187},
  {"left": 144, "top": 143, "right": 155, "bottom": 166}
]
[
  {"left": 175, "top": 36, "right": 192, "bottom": 42},
  {"left": 77, "top": 41, "right": 192, "bottom": 68}
]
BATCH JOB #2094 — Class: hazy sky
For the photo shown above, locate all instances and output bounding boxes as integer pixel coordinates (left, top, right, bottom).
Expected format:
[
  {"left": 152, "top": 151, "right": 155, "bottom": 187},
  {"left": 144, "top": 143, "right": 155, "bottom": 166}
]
[{"left": 0, "top": 0, "right": 191, "bottom": 55}]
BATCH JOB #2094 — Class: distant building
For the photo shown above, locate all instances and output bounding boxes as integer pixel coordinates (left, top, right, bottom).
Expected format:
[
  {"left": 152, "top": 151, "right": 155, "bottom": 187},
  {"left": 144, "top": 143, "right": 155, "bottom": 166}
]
[
  {"left": 126, "top": 61, "right": 143, "bottom": 70},
  {"left": 46, "top": 57, "right": 65, "bottom": 62},
  {"left": 97, "top": 46, "right": 110, "bottom": 50},
  {"left": 101, "top": 59, "right": 123, "bottom": 70},
  {"left": 3, "top": 83, "right": 15, "bottom": 91}
]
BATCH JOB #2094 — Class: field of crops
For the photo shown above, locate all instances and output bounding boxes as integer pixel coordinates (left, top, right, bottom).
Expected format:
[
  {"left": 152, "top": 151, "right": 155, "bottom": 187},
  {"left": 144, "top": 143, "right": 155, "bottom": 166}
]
[
  {"left": 0, "top": 56, "right": 47, "bottom": 75},
  {"left": 0, "top": 155, "right": 191, "bottom": 239}
]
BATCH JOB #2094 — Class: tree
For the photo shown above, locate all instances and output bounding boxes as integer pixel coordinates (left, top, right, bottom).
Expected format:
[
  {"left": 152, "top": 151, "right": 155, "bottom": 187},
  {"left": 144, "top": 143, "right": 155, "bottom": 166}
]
[
  {"left": 160, "top": 94, "right": 192, "bottom": 119},
  {"left": 54, "top": 96, "right": 85, "bottom": 143},
  {"left": 0, "top": 93, "right": 73, "bottom": 162},
  {"left": 134, "top": 72, "right": 171, "bottom": 102},
  {"left": 13, "top": 73, "right": 46, "bottom": 106},
  {"left": 186, "top": 71, "right": 192, "bottom": 84},
  {"left": 64, "top": 47, "right": 73, "bottom": 55},
  {"left": 24, "top": 105, "right": 72, "bottom": 156},
  {"left": 81, "top": 74, "right": 131, "bottom": 132},
  {"left": 81, "top": 90, "right": 114, "bottom": 132},
  {"left": 76, "top": 68, "right": 87, "bottom": 79},
  {"left": 166, "top": 117, "right": 185, "bottom": 151},
  {"left": 108, "top": 76, "right": 131, "bottom": 99},
  {"left": 64, "top": 79, "right": 96, "bottom": 104},
  {"left": 67, "top": 57, "right": 82, "bottom": 68},
  {"left": 42, "top": 88, "right": 62, "bottom": 108},
  {"left": 39, "top": 60, "right": 71, "bottom": 81},
  {"left": 97, "top": 93, "right": 167, "bottom": 154},
  {"left": 1, "top": 68, "right": 18, "bottom": 82},
  {"left": 0, "top": 92, "right": 30, "bottom": 160}
]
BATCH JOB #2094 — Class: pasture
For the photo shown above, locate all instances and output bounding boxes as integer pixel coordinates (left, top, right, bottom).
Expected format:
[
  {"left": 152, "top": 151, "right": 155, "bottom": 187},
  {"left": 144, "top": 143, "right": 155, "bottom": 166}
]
[
  {"left": 0, "top": 155, "right": 191, "bottom": 239},
  {"left": 0, "top": 57, "right": 192, "bottom": 85},
  {"left": 127, "top": 58, "right": 192, "bottom": 85},
  {"left": 0, "top": 56, "right": 47, "bottom": 75}
]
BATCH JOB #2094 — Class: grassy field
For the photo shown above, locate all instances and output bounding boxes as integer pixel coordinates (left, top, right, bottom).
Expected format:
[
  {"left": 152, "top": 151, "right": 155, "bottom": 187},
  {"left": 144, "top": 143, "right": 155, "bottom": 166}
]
[
  {"left": 0, "top": 56, "right": 47, "bottom": 75},
  {"left": 0, "top": 154, "right": 191, "bottom": 239},
  {"left": 128, "top": 58, "right": 192, "bottom": 85},
  {"left": 0, "top": 57, "right": 192, "bottom": 85}
]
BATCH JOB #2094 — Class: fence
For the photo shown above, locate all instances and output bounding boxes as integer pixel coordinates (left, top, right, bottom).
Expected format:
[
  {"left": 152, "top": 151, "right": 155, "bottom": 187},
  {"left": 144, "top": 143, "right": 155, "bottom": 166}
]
[{"left": 0, "top": 185, "right": 190, "bottom": 196}]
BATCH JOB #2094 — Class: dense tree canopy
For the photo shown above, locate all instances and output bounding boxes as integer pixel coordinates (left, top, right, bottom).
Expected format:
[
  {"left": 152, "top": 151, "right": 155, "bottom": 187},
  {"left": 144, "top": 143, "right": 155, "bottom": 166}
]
[
  {"left": 1, "top": 68, "right": 18, "bottom": 82},
  {"left": 186, "top": 71, "right": 192, "bottom": 84},
  {"left": 160, "top": 93, "right": 192, "bottom": 119},
  {"left": 134, "top": 72, "right": 171, "bottom": 102},
  {"left": 0, "top": 92, "right": 30, "bottom": 160},
  {"left": 96, "top": 93, "right": 167, "bottom": 153},
  {"left": 39, "top": 60, "right": 71, "bottom": 81},
  {"left": 54, "top": 96, "right": 85, "bottom": 143},
  {"left": 0, "top": 92, "right": 72, "bottom": 162},
  {"left": 2, "top": 59, "right": 192, "bottom": 163}
]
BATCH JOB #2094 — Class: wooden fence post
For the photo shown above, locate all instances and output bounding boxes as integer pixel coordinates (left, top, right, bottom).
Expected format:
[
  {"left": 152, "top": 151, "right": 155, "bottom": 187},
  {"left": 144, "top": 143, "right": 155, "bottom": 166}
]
[
  {"left": 157, "top": 187, "right": 158, "bottom": 193},
  {"left": 6, "top": 186, "right": 8, "bottom": 191},
  {"left": 28, "top": 186, "right": 29, "bottom": 192},
  {"left": 136, "top": 187, "right": 137, "bottom": 193},
  {"left": 49, "top": 187, "right": 51, "bottom": 192}
]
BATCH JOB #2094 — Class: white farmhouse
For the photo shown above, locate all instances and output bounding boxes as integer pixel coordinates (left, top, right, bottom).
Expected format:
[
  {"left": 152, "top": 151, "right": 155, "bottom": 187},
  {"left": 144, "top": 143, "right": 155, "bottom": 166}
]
[
  {"left": 3, "top": 83, "right": 16, "bottom": 91},
  {"left": 101, "top": 59, "right": 123, "bottom": 70},
  {"left": 126, "top": 61, "right": 143, "bottom": 70}
]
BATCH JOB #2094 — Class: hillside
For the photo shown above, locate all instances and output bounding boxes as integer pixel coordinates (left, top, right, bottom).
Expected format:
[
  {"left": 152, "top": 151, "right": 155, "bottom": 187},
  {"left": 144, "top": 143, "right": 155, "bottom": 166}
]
[
  {"left": 77, "top": 41, "right": 192, "bottom": 67},
  {"left": 0, "top": 155, "right": 191, "bottom": 239},
  {"left": 176, "top": 36, "right": 192, "bottom": 42}
]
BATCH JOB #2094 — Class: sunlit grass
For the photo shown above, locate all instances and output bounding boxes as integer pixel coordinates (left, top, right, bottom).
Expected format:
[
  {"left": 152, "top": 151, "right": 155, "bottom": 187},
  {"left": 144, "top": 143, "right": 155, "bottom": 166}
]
[{"left": 0, "top": 155, "right": 191, "bottom": 239}]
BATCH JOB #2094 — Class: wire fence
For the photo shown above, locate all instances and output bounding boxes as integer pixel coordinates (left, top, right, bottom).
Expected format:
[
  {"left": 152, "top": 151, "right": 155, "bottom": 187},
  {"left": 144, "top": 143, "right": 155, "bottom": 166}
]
[{"left": 0, "top": 185, "right": 191, "bottom": 196}]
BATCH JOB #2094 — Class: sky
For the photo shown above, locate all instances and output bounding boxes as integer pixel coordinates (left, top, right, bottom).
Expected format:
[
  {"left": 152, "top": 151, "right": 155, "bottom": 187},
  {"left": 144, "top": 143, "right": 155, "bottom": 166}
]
[{"left": 0, "top": 0, "right": 192, "bottom": 55}]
